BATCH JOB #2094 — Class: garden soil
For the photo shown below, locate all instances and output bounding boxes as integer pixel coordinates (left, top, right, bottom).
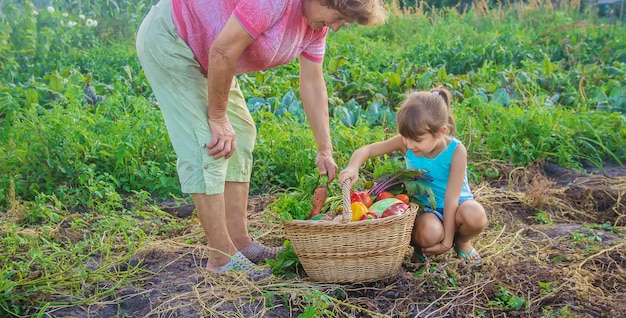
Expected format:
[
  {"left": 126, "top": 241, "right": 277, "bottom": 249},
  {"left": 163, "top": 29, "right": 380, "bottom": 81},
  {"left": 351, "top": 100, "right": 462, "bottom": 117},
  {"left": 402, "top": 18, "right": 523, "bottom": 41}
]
[{"left": 44, "top": 162, "right": 626, "bottom": 318}]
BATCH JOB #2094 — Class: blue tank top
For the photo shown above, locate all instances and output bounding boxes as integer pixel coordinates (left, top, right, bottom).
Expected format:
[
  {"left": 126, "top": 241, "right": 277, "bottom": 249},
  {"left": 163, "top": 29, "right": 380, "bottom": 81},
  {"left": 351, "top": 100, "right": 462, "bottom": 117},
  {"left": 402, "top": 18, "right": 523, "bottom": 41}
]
[{"left": 405, "top": 137, "right": 473, "bottom": 210}]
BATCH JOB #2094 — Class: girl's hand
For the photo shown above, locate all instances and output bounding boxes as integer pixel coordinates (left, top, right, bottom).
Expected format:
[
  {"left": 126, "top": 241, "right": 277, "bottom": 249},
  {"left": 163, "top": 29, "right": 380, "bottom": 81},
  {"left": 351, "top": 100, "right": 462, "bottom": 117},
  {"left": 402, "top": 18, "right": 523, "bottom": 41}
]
[
  {"left": 338, "top": 167, "right": 359, "bottom": 188},
  {"left": 422, "top": 242, "right": 451, "bottom": 256}
]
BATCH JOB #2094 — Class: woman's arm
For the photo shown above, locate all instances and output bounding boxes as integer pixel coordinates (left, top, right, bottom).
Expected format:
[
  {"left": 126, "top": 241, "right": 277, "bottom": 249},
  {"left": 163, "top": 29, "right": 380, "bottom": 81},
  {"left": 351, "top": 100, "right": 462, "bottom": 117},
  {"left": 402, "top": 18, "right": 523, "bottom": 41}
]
[
  {"left": 299, "top": 56, "right": 338, "bottom": 180},
  {"left": 206, "top": 14, "right": 254, "bottom": 159}
]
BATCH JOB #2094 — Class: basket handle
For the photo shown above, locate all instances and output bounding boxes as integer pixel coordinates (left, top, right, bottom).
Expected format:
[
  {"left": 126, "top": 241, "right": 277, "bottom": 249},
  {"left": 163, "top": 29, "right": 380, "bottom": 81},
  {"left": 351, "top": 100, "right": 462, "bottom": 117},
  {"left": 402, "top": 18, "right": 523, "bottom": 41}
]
[{"left": 341, "top": 180, "right": 353, "bottom": 223}]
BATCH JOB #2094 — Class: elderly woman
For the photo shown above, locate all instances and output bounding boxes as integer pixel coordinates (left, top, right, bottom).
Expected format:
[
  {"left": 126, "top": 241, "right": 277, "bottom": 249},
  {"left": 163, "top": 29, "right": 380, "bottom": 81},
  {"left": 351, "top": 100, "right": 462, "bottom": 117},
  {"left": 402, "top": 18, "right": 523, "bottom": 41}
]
[{"left": 136, "top": 0, "right": 386, "bottom": 273}]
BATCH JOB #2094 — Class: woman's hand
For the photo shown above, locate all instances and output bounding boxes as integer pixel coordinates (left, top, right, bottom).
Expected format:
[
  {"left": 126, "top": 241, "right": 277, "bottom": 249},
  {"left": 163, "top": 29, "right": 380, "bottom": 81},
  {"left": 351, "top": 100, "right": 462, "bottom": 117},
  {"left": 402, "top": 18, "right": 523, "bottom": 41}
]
[
  {"left": 316, "top": 152, "right": 338, "bottom": 182},
  {"left": 206, "top": 118, "right": 236, "bottom": 159}
]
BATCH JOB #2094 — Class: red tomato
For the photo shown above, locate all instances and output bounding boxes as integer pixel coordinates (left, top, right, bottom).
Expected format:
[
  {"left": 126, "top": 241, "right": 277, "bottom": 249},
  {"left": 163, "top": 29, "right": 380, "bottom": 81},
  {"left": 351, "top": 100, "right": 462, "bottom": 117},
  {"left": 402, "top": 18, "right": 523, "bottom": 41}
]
[
  {"left": 351, "top": 191, "right": 373, "bottom": 207},
  {"left": 376, "top": 191, "right": 394, "bottom": 202},
  {"left": 358, "top": 192, "right": 373, "bottom": 208},
  {"left": 350, "top": 192, "right": 362, "bottom": 204},
  {"left": 395, "top": 194, "right": 410, "bottom": 205}
]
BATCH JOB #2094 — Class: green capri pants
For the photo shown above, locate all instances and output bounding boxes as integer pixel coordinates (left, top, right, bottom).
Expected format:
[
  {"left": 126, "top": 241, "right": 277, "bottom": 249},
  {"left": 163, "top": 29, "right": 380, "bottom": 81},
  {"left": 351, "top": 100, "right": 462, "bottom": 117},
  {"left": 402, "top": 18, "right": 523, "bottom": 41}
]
[{"left": 136, "top": 0, "right": 256, "bottom": 195}]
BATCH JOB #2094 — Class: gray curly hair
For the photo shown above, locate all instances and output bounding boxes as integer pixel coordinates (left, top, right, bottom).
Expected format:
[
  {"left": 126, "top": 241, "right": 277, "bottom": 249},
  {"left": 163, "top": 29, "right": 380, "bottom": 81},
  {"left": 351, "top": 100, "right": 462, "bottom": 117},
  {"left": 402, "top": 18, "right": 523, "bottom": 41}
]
[{"left": 324, "top": 0, "right": 387, "bottom": 26}]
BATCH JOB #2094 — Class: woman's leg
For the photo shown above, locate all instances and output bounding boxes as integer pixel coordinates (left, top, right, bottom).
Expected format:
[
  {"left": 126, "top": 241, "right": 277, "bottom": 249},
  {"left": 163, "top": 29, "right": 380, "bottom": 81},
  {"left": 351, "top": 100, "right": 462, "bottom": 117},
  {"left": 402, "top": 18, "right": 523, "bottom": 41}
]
[
  {"left": 224, "top": 181, "right": 252, "bottom": 249},
  {"left": 136, "top": 0, "right": 251, "bottom": 270},
  {"left": 193, "top": 193, "right": 238, "bottom": 270}
]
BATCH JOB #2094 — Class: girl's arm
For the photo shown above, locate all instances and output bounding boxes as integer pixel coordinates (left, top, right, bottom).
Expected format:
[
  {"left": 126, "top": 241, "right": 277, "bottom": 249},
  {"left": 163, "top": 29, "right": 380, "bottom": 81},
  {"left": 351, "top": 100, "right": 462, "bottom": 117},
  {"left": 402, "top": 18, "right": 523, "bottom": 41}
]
[
  {"left": 440, "top": 143, "right": 468, "bottom": 250},
  {"left": 339, "top": 135, "right": 406, "bottom": 188}
]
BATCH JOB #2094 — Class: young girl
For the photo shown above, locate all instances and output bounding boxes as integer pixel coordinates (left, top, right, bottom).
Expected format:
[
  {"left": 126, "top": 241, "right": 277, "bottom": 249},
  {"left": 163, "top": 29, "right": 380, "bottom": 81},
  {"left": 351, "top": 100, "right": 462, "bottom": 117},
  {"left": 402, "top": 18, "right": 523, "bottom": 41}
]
[{"left": 338, "top": 87, "right": 487, "bottom": 265}]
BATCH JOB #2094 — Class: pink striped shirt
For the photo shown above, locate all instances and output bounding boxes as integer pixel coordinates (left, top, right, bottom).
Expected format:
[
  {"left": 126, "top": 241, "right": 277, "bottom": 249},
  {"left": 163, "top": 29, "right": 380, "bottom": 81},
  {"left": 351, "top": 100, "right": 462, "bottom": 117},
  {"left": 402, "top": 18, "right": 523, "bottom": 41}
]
[{"left": 171, "top": 0, "right": 328, "bottom": 75}]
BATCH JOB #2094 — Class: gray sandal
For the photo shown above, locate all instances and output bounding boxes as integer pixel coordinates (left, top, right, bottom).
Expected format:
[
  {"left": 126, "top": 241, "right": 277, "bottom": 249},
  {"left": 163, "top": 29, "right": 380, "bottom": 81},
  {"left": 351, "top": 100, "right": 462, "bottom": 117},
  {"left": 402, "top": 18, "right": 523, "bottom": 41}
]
[
  {"left": 239, "top": 240, "right": 284, "bottom": 264},
  {"left": 216, "top": 252, "right": 256, "bottom": 272},
  {"left": 216, "top": 252, "right": 273, "bottom": 280}
]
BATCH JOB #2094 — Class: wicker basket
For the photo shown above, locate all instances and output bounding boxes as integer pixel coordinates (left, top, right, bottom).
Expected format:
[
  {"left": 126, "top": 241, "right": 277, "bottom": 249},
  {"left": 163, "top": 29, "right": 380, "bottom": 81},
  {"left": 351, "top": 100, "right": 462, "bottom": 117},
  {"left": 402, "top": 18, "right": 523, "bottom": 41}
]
[{"left": 283, "top": 181, "right": 418, "bottom": 283}]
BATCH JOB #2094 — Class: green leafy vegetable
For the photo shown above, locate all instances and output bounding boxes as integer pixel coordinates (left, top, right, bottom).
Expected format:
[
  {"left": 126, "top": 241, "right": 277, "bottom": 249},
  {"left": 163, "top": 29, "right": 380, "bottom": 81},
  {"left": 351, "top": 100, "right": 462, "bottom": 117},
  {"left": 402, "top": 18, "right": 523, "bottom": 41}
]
[
  {"left": 265, "top": 240, "right": 300, "bottom": 279},
  {"left": 367, "top": 167, "right": 436, "bottom": 209}
]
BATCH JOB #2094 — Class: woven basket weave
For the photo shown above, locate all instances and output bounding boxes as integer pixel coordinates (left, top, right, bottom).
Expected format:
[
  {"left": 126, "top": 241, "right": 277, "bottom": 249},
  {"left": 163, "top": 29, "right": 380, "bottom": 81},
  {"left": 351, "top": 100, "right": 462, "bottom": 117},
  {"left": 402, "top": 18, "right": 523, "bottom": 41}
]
[{"left": 283, "top": 181, "right": 418, "bottom": 283}]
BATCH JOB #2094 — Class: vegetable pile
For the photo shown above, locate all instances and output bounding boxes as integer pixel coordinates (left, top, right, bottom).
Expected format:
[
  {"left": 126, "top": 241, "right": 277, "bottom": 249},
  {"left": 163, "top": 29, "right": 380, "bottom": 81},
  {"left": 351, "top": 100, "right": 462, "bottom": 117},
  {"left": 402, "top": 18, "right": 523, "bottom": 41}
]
[
  {"left": 349, "top": 196, "right": 409, "bottom": 221},
  {"left": 307, "top": 168, "right": 433, "bottom": 222}
]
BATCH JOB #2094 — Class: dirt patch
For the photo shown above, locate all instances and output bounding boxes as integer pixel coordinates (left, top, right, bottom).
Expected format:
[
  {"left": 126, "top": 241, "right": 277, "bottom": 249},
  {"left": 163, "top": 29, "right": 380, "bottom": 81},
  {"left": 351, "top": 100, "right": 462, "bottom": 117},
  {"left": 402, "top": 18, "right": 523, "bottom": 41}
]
[{"left": 43, "top": 163, "right": 626, "bottom": 317}]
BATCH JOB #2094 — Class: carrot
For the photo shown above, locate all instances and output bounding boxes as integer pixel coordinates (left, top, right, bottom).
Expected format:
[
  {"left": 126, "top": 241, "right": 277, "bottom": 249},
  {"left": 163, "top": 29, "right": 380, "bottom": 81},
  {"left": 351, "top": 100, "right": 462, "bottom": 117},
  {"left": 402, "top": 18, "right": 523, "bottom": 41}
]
[
  {"left": 308, "top": 176, "right": 329, "bottom": 219},
  {"left": 308, "top": 184, "right": 328, "bottom": 219}
]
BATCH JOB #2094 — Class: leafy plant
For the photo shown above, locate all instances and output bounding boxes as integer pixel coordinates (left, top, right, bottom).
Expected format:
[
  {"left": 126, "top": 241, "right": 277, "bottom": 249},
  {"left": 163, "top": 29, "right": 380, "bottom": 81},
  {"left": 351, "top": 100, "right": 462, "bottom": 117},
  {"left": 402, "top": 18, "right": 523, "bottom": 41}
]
[
  {"left": 265, "top": 240, "right": 300, "bottom": 279},
  {"left": 534, "top": 212, "right": 555, "bottom": 225},
  {"left": 538, "top": 281, "right": 558, "bottom": 295},
  {"left": 267, "top": 191, "right": 312, "bottom": 221},
  {"left": 489, "top": 286, "right": 527, "bottom": 311},
  {"left": 298, "top": 290, "right": 336, "bottom": 318}
]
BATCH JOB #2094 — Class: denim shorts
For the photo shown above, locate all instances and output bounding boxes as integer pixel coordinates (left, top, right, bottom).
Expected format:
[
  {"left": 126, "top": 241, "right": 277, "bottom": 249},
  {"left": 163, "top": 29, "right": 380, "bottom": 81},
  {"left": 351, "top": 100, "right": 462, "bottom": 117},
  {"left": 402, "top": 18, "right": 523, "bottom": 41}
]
[
  {"left": 423, "top": 198, "right": 472, "bottom": 222},
  {"left": 136, "top": 0, "right": 256, "bottom": 195}
]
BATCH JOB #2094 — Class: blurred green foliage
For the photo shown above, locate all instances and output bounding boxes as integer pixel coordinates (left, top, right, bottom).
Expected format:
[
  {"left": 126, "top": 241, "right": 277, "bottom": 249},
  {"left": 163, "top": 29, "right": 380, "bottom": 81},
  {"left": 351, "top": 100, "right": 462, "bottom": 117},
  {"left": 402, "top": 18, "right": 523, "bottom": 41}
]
[{"left": 0, "top": 0, "right": 624, "bottom": 208}]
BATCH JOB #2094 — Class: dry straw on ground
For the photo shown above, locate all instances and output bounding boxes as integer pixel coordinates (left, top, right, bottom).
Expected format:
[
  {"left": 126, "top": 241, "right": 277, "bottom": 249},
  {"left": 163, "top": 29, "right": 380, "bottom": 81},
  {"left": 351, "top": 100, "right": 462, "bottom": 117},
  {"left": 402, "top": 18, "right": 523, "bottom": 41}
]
[{"left": 37, "top": 163, "right": 626, "bottom": 317}]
